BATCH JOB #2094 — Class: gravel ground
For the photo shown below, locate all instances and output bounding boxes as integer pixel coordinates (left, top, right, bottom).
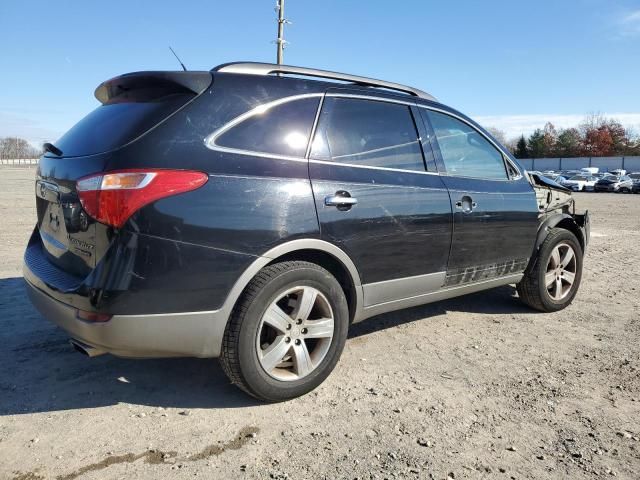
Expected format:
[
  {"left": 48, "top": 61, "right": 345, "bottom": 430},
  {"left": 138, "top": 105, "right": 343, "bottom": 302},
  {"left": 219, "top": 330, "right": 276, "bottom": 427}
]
[{"left": 0, "top": 167, "right": 638, "bottom": 480}]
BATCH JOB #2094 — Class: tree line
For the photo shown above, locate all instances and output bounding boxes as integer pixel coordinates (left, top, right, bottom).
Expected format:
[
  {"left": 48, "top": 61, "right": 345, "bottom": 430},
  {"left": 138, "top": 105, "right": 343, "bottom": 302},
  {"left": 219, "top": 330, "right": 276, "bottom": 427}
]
[
  {"left": 488, "top": 114, "right": 640, "bottom": 159},
  {"left": 0, "top": 137, "right": 43, "bottom": 159},
  {"left": 4, "top": 114, "right": 640, "bottom": 161}
]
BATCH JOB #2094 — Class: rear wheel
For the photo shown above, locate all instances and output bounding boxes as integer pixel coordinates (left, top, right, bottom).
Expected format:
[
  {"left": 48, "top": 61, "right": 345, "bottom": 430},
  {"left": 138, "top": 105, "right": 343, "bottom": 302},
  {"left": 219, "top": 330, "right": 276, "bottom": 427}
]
[
  {"left": 220, "top": 261, "right": 349, "bottom": 402},
  {"left": 517, "top": 229, "right": 583, "bottom": 312}
]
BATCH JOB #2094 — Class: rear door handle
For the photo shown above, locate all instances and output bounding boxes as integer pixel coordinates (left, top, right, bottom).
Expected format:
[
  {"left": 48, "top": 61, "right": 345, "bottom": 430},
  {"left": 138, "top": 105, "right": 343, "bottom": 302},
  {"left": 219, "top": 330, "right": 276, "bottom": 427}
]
[
  {"left": 455, "top": 196, "right": 477, "bottom": 213},
  {"left": 324, "top": 191, "right": 357, "bottom": 210}
]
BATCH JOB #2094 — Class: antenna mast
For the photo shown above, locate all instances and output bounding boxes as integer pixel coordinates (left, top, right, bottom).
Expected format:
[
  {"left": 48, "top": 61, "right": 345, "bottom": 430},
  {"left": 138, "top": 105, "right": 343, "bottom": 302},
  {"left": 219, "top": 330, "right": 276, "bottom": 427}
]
[{"left": 275, "top": 0, "right": 289, "bottom": 64}]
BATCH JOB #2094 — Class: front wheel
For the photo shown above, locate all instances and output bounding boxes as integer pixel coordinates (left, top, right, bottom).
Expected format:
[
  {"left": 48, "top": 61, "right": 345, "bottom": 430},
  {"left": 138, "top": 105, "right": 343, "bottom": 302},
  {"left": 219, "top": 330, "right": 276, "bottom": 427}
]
[
  {"left": 517, "top": 229, "right": 583, "bottom": 312},
  {"left": 220, "top": 261, "right": 349, "bottom": 402}
]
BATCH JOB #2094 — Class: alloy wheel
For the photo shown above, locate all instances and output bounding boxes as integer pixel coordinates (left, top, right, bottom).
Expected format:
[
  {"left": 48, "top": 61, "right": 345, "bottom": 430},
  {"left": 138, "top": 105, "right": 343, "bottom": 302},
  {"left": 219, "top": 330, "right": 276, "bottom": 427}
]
[
  {"left": 256, "top": 286, "right": 334, "bottom": 381},
  {"left": 545, "top": 242, "right": 577, "bottom": 301}
]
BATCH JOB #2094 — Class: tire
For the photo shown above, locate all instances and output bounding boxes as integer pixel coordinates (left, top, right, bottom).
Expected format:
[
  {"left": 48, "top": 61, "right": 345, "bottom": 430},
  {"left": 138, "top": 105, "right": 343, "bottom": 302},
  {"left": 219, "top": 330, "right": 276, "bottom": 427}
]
[
  {"left": 517, "top": 229, "right": 583, "bottom": 312},
  {"left": 220, "top": 261, "right": 349, "bottom": 402}
]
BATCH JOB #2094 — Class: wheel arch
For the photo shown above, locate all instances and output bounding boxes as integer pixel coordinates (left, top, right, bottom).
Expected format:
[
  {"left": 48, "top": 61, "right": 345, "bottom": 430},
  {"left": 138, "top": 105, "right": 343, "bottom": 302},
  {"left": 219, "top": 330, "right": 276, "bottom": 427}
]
[
  {"left": 536, "top": 214, "right": 586, "bottom": 253},
  {"left": 210, "top": 240, "right": 364, "bottom": 356}
]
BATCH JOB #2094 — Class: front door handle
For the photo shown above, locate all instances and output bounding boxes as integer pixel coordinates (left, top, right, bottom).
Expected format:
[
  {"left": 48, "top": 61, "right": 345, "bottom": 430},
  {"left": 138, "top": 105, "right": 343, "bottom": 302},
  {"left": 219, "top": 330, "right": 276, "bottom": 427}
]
[{"left": 325, "top": 191, "right": 357, "bottom": 210}]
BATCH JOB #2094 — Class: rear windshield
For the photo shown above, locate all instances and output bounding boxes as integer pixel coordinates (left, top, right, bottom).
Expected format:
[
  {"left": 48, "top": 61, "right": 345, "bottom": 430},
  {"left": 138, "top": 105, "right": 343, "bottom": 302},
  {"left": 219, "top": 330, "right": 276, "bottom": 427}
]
[{"left": 52, "top": 93, "right": 192, "bottom": 157}]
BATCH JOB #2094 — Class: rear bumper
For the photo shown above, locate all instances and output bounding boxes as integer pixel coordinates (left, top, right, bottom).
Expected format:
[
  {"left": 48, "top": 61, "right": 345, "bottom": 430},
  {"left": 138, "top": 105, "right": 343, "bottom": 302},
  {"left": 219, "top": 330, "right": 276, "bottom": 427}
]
[{"left": 24, "top": 278, "right": 227, "bottom": 358}]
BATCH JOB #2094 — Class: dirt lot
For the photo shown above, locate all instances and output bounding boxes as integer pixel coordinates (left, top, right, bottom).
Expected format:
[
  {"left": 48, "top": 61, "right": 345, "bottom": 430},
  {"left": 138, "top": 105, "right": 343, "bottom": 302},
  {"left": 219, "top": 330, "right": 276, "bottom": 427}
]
[{"left": 0, "top": 167, "right": 638, "bottom": 480}]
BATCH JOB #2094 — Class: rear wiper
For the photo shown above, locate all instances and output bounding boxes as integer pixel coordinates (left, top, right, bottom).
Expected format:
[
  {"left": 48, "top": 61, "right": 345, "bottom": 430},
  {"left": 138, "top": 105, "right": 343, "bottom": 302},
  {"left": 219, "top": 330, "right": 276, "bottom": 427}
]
[{"left": 43, "top": 142, "right": 63, "bottom": 156}]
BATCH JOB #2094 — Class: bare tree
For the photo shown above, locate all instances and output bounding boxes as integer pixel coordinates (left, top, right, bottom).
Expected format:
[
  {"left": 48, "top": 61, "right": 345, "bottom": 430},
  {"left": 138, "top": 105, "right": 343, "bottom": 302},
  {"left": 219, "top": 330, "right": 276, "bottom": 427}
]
[
  {"left": 0, "top": 137, "right": 41, "bottom": 159},
  {"left": 486, "top": 127, "right": 507, "bottom": 146}
]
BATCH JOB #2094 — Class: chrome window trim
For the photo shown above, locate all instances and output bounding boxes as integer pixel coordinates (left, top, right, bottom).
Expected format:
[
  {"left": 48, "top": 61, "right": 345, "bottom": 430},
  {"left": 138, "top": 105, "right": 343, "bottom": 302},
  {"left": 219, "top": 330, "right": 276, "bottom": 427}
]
[
  {"left": 309, "top": 158, "right": 439, "bottom": 176},
  {"left": 418, "top": 105, "right": 523, "bottom": 182},
  {"left": 203, "top": 91, "right": 523, "bottom": 182},
  {"left": 204, "top": 93, "right": 324, "bottom": 160},
  {"left": 309, "top": 93, "right": 439, "bottom": 176}
]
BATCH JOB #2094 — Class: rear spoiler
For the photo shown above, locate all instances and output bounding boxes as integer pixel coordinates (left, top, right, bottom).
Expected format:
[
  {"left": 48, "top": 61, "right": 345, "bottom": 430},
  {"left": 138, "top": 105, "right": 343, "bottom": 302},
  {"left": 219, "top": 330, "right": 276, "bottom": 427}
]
[{"left": 94, "top": 71, "right": 212, "bottom": 105}]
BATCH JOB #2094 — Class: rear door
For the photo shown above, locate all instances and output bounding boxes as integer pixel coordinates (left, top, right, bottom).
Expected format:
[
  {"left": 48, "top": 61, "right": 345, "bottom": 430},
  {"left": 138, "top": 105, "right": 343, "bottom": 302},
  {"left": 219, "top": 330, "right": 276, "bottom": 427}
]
[
  {"left": 421, "top": 108, "right": 538, "bottom": 287},
  {"left": 309, "top": 92, "right": 452, "bottom": 306}
]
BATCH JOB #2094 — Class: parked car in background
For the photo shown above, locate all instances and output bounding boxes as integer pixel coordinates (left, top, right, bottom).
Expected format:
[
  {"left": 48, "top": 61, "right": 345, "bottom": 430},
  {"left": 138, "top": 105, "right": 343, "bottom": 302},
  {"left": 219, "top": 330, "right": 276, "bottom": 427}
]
[
  {"left": 609, "top": 169, "right": 627, "bottom": 176},
  {"left": 23, "top": 61, "right": 591, "bottom": 401},
  {"left": 580, "top": 167, "right": 599, "bottom": 175},
  {"left": 630, "top": 173, "right": 640, "bottom": 193},
  {"left": 553, "top": 175, "right": 568, "bottom": 184},
  {"left": 594, "top": 175, "right": 634, "bottom": 193},
  {"left": 561, "top": 175, "right": 598, "bottom": 191}
]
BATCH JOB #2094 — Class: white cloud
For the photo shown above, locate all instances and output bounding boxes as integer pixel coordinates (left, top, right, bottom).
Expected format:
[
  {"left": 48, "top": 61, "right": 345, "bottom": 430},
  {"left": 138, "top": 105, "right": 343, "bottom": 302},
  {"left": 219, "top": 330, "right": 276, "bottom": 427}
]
[
  {"left": 618, "top": 9, "right": 640, "bottom": 36},
  {"left": 473, "top": 113, "right": 640, "bottom": 139}
]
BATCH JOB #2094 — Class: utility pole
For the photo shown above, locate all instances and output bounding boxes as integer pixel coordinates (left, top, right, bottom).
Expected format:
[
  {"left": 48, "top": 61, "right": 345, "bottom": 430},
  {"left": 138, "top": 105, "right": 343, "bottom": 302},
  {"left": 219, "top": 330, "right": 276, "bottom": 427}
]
[{"left": 275, "top": 0, "right": 286, "bottom": 64}]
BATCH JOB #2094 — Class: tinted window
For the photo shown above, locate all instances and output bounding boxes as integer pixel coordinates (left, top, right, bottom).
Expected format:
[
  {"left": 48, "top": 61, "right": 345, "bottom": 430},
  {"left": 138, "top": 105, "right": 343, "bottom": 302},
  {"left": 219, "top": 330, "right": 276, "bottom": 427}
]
[
  {"left": 427, "top": 111, "right": 507, "bottom": 180},
  {"left": 54, "top": 94, "right": 192, "bottom": 157},
  {"left": 215, "top": 97, "right": 320, "bottom": 157},
  {"left": 310, "top": 98, "right": 425, "bottom": 171}
]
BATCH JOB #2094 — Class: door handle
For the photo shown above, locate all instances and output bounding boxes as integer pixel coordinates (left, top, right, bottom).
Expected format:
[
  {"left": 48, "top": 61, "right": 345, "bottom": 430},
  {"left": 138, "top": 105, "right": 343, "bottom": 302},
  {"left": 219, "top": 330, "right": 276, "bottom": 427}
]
[
  {"left": 325, "top": 191, "right": 357, "bottom": 210},
  {"left": 455, "top": 196, "right": 477, "bottom": 213}
]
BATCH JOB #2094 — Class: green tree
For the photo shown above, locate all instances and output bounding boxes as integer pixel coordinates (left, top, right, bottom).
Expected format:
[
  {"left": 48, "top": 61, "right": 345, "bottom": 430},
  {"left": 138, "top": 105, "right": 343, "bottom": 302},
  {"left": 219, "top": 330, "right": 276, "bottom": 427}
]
[
  {"left": 528, "top": 129, "right": 545, "bottom": 158},
  {"left": 514, "top": 135, "right": 529, "bottom": 158},
  {"left": 556, "top": 128, "right": 583, "bottom": 157}
]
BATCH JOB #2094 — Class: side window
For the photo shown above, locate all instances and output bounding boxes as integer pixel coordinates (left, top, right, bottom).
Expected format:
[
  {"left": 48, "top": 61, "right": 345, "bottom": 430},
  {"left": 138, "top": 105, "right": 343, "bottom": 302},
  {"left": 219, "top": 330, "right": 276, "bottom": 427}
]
[
  {"left": 427, "top": 110, "right": 508, "bottom": 180},
  {"left": 213, "top": 97, "right": 320, "bottom": 157},
  {"left": 310, "top": 98, "right": 425, "bottom": 171}
]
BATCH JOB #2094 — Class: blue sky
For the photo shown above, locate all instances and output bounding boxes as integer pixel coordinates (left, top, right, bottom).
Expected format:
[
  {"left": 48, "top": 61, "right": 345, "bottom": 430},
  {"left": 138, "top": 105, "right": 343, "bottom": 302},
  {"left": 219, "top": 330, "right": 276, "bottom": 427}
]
[{"left": 1, "top": 0, "right": 640, "bottom": 144}]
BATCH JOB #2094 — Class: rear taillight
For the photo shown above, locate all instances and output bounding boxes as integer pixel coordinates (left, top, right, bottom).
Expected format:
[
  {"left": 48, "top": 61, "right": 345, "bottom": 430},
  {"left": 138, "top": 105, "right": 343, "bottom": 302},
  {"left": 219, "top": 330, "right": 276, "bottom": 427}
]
[{"left": 77, "top": 169, "right": 208, "bottom": 228}]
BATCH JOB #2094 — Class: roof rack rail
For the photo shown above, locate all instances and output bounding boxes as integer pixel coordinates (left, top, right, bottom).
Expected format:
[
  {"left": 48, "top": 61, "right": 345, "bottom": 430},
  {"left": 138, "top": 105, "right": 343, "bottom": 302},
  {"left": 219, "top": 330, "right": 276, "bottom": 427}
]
[{"left": 212, "top": 62, "right": 437, "bottom": 102}]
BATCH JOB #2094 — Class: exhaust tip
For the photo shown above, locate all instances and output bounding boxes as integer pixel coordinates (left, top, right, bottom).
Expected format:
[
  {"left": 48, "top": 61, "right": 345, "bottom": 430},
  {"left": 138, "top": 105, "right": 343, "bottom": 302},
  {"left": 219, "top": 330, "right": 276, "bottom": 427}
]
[{"left": 70, "top": 339, "right": 106, "bottom": 358}]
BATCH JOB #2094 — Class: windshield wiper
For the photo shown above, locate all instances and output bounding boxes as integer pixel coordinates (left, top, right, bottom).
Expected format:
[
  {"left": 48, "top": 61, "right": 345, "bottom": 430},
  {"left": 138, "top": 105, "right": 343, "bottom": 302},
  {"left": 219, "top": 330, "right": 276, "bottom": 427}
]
[{"left": 43, "top": 142, "right": 63, "bottom": 156}]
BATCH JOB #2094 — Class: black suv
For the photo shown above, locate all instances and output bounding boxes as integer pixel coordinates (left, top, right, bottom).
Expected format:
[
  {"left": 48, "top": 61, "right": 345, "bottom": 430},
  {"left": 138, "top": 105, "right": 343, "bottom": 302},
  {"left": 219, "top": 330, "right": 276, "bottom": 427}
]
[{"left": 24, "top": 62, "right": 589, "bottom": 401}]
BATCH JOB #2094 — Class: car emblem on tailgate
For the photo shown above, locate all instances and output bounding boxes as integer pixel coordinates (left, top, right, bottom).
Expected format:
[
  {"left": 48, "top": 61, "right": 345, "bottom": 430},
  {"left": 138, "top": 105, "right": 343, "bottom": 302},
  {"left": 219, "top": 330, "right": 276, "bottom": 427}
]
[
  {"left": 68, "top": 235, "right": 94, "bottom": 256},
  {"left": 49, "top": 212, "right": 60, "bottom": 232}
]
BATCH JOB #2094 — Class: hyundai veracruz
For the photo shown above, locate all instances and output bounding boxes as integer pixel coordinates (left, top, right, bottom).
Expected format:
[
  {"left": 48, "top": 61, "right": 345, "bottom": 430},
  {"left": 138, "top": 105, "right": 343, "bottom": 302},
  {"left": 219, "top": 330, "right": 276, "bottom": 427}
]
[{"left": 24, "top": 62, "right": 590, "bottom": 401}]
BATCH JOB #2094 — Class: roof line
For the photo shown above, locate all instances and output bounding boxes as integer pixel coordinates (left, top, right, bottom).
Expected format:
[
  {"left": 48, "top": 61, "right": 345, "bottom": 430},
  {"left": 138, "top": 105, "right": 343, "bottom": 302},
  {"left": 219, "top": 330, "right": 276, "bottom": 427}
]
[{"left": 212, "top": 62, "right": 437, "bottom": 102}]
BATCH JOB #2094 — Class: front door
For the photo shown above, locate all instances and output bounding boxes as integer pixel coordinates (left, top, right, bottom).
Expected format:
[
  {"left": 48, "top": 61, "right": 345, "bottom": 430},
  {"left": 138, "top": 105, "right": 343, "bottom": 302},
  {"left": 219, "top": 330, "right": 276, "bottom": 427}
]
[
  {"left": 421, "top": 108, "right": 538, "bottom": 287},
  {"left": 308, "top": 93, "right": 452, "bottom": 306}
]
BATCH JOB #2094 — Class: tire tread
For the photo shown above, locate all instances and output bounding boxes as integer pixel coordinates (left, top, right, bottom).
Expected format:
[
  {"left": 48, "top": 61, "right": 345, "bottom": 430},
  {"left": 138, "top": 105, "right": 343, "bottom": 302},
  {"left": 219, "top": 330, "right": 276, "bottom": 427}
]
[
  {"left": 220, "top": 261, "right": 336, "bottom": 400},
  {"left": 517, "top": 228, "right": 582, "bottom": 312}
]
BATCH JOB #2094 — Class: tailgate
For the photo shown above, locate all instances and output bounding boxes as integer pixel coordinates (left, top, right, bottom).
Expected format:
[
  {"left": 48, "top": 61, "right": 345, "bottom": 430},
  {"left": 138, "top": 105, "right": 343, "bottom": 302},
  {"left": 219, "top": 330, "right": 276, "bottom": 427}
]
[{"left": 35, "top": 157, "right": 106, "bottom": 277}]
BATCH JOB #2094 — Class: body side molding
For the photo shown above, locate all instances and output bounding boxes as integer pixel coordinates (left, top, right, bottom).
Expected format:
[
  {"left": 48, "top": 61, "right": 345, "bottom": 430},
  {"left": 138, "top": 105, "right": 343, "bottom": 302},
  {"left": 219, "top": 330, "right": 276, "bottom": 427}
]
[
  {"left": 356, "top": 274, "right": 524, "bottom": 321},
  {"left": 363, "top": 271, "right": 446, "bottom": 307}
]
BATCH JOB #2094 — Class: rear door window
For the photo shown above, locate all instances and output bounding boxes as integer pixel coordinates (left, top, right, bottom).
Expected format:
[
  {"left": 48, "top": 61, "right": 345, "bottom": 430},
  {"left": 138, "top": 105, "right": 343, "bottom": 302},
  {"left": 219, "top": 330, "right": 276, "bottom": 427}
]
[
  {"left": 212, "top": 97, "right": 321, "bottom": 158},
  {"left": 426, "top": 110, "right": 508, "bottom": 180},
  {"left": 310, "top": 97, "right": 425, "bottom": 172}
]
